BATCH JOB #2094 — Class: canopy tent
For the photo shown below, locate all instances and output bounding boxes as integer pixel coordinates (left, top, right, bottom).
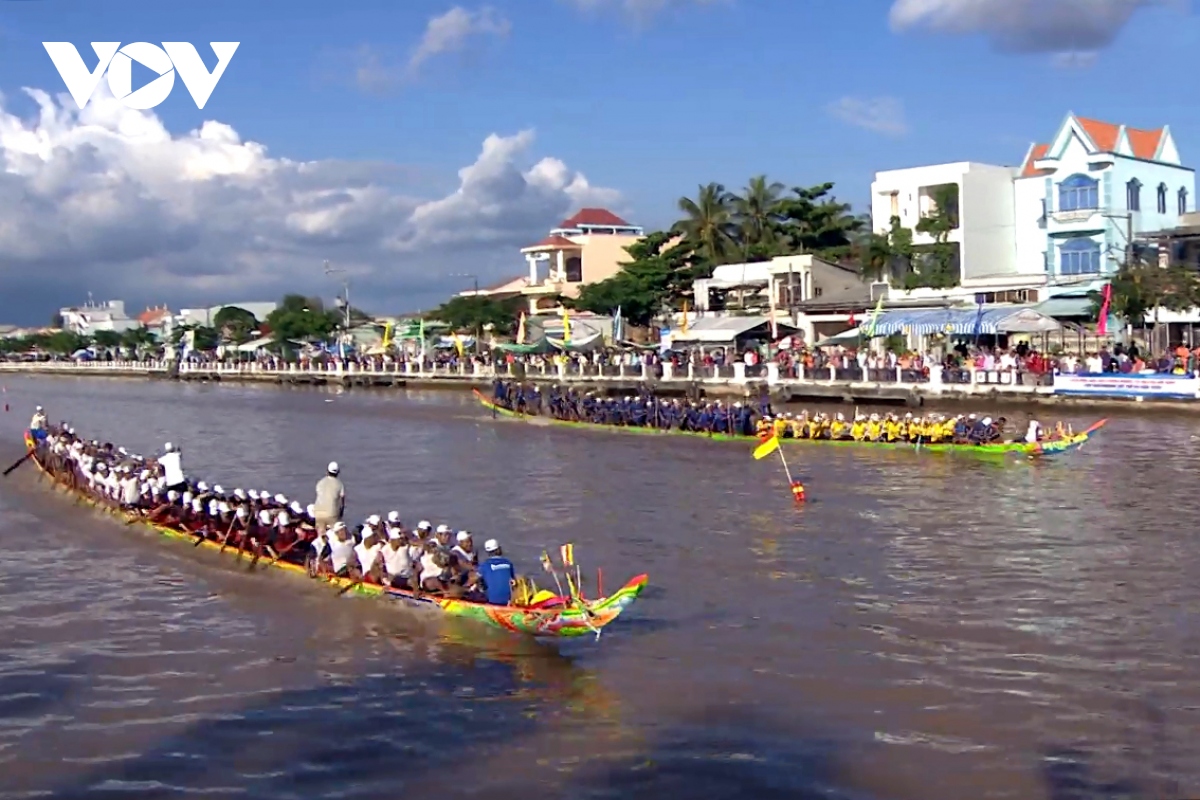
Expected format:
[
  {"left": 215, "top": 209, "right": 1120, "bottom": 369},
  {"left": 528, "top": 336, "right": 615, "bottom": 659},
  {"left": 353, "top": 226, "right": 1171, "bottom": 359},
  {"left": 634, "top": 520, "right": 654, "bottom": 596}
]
[
  {"left": 495, "top": 337, "right": 553, "bottom": 354},
  {"left": 669, "top": 315, "right": 797, "bottom": 344},
  {"left": 547, "top": 331, "right": 605, "bottom": 352},
  {"left": 867, "top": 307, "right": 1061, "bottom": 337},
  {"left": 814, "top": 327, "right": 864, "bottom": 347}
]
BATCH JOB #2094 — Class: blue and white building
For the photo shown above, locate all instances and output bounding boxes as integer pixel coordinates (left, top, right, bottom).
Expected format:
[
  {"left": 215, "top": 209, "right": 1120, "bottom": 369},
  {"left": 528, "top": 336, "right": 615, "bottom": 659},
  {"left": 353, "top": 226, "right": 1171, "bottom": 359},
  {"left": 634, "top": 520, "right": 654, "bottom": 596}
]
[{"left": 870, "top": 112, "right": 1196, "bottom": 307}]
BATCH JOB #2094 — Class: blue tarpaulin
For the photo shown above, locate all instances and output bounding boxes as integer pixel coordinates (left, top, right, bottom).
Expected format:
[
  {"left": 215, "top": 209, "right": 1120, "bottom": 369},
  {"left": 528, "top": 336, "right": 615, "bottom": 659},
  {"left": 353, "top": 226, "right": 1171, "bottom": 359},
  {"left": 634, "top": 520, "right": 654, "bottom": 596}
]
[{"left": 870, "top": 307, "right": 1060, "bottom": 336}]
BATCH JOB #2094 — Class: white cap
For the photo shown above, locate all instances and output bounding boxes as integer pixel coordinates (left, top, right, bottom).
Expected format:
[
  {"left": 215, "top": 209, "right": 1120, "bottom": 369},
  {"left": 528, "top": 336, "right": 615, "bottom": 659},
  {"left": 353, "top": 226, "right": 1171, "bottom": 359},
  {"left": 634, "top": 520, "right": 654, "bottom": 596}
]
[
  {"left": 436, "top": 524, "right": 450, "bottom": 534},
  {"left": 274, "top": 494, "right": 287, "bottom": 504},
  {"left": 418, "top": 520, "right": 432, "bottom": 530},
  {"left": 290, "top": 501, "right": 303, "bottom": 514},
  {"left": 982, "top": 417, "right": 992, "bottom": 425},
  {"left": 218, "top": 502, "right": 230, "bottom": 514},
  {"left": 332, "top": 521, "right": 347, "bottom": 532},
  {"left": 306, "top": 503, "right": 315, "bottom": 517},
  {"left": 387, "top": 511, "right": 400, "bottom": 523},
  {"left": 327, "top": 461, "right": 339, "bottom": 474},
  {"left": 258, "top": 509, "right": 272, "bottom": 525},
  {"left": 234, "top": 489, "right": 246, "bottom": 499},
  {"left": 248, "top": 490, "right": 259, "bottom": 500},
  {"left": 140, "top": 470, "right": 150, "bottom": 480},
  {"left": 236, "top": 506, "right": 248, "bottom": 519},
  {"left": 35, "top": 405, "right": 42, "bottom": 411},
  {"left": 213, "top": 485, "right": 224, "bottom": 495},
  {"left": 968, "top": 414, "right": 976, "bottom": 419},
  {"left": 197, "top": 481, "right": 208, "bottom": 492},
  {"left": 164, "top": 442, "right": 173, "bottom": 452},
  {"left": 484, "top": 539, "right": 499, "bottom": 553},
  {"left": 182, "top": 492, "right": 193, "bottom": 504},
  {"left": 277, "top": 511, "right": 290, "bottom": 526},
  {"left": 387, "top": 529, "right": 403, "bottom": 540},
  {"left": 367, "top": 514, "right": 381, "bottom": 526},
  {"left": 456, "top": 531, "right": 471, "bottom": 542},
  {"left": 259, "top": 490, "right": 269, "bottom": 499},
  {"left": 118, "top": 447, "right": 127, "bottom": 455}
]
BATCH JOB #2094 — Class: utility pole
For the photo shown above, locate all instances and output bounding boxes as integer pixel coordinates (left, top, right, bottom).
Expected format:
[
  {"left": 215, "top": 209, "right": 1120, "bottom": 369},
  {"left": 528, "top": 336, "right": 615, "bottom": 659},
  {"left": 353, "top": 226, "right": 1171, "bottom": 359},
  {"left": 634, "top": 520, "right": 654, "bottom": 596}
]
[{"left": 323, "top": 259, "right": 351, "bottom": 330}]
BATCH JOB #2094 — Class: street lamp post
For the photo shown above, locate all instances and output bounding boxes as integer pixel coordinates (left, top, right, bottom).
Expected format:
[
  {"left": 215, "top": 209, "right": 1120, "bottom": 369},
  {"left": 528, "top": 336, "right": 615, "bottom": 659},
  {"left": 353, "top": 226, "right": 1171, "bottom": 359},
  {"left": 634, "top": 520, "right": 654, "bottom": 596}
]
[{"left": 324, "top": 260, "right": 351, "bottom": 354}]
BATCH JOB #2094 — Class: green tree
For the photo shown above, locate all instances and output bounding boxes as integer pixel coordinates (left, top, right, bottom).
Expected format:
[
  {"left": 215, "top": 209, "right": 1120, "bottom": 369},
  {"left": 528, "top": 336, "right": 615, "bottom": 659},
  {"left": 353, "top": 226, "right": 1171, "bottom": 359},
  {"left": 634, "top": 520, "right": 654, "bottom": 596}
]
[
  {"left": 91, "top": 330, "right": 122, "bottom": 350},
  {"left": 775, "top": 182, "right": 864, "bottom": 259},
  {"left": 265, "top": 294, "right": 339, "bottom": 344},
  {"left": 904, "top": 184, "right": 960, "bottom": 290},
  {"left": 212, "top": 306, "right": 259, "bottom": 344},
  {"left": 568, "top": 232, "right": 698, "bottom": 326},
  {"left": 45, "top": 330, "right": 88, "bottom": 355},
  {"left": 121, "top": 326, "right": 158, "bottom": 354},
  {"left": 428, "top": 295, "right": 522, "bottom": 335},
  {"left": 731, "top": 175, "right": 786, "bottom": 260},
  {"left": 673, "top": 182, "right": 737, "bottom": 266}
]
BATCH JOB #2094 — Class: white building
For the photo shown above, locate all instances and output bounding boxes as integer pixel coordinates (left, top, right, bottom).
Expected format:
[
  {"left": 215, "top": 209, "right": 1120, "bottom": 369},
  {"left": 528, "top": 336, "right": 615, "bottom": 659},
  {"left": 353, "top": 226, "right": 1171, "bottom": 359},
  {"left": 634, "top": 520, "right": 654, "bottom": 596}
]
[
  {"left": 871, "top": 112, "right": 1196, "bottom": 304},
  {"left": 176, "top": 301, "right": 278, "bottom": 328},
  {"left": 59, "top": 300, "right": 138, "bottom": 336}
]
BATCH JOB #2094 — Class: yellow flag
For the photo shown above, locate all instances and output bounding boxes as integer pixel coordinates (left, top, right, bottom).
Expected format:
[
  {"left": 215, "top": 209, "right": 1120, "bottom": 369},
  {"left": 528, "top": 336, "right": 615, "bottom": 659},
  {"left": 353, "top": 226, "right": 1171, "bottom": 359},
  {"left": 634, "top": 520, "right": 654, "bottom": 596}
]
[
  {"left": 753, "top": 435, "right": 780, "bottom": 460},
  {"left": 452, "top": 334, "right": 465, "bottom": 358},
  {"left": 682, "top": 299, "right": 689, "bottom": 334},
  {"left": 382, "top": 322, "right": 393, "bottom": 349},
  {"left": 516, "top": 312, "right": 526, "bottom": 344},
  {"left": 561, "top": 309, "right": 571, "bottom": 344},
  {"left": 560, "top": 543, "right": 574, "bottom": 566}
]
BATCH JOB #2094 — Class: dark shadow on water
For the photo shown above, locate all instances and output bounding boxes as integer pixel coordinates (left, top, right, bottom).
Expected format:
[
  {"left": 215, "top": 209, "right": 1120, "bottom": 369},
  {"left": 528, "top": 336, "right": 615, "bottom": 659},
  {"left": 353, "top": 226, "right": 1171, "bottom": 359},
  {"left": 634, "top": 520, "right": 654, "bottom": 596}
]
[
  {"left": 19, "top": 640, "right": 872, "bottom": 800},
  {"left": 1042, "top": 748, "right": 1144, "bottom": 800}
]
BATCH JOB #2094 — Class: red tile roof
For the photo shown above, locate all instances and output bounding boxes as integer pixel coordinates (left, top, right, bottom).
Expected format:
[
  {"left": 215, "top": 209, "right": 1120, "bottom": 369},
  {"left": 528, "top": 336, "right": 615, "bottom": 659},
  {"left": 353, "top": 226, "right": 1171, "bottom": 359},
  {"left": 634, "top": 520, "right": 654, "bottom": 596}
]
[
  {"left": 558, "top": 208, "right": 629, "bottom": 228},
  {"left": 1076, "top": 115, "right": 1164, "bottom": 160},
  {"left": 1020, "top": 143, "right": 1052, "bottom": 177},
  {"left": 137, "top": 307, "right": 171, "bottom": 325},
  {"left": 523, "top": 234, "right": 580, "bottom": 250}
]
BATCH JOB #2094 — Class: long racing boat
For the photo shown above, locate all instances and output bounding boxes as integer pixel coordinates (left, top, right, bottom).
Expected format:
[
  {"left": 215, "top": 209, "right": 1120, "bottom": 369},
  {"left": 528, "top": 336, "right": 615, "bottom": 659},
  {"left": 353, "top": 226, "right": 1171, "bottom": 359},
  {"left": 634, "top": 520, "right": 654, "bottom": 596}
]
[
  {"left": 472, "top": 390, "right": 1107, "bottom": 459},
  {"left": 20, "top": 432, "right": 647, "bottom": 639}
]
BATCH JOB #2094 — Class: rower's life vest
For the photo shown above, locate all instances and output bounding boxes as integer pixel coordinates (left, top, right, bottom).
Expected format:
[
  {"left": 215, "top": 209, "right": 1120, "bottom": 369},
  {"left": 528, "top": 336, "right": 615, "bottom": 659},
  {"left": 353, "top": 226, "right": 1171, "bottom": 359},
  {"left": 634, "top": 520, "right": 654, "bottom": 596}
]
[{"left": 850, "top": 422, "right": 866, "bottom": 440}]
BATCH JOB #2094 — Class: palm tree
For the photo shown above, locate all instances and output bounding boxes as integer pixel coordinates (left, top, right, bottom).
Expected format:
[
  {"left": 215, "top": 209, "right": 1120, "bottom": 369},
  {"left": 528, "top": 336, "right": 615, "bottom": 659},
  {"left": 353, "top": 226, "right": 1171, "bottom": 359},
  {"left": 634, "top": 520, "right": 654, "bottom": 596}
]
[
  {"left": 673, "top": 182, "right": 736, "bottom": 266},
  {"left": 731, "top": 175, "right": 785, "bottom": 258}
]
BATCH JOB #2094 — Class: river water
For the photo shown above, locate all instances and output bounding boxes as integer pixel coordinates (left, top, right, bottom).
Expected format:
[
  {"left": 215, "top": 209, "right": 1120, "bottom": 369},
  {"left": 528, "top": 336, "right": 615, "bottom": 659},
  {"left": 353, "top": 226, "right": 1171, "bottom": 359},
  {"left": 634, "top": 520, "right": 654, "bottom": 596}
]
[{"left": 0, "top": 375, "right": 1197, "bottom": 799}]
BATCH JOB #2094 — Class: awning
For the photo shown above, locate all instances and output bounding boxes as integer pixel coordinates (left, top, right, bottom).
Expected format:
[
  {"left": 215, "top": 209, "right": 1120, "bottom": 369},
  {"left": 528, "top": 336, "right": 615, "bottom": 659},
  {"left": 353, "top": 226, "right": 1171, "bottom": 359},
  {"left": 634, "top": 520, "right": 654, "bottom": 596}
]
[
  {"left": 1034, "top": 297, "right": 1094, "bottom": 318},
  {"left": 870, "top": 307, "right": 1060, "bottom": 336},
  {"left": 815, "top": 327, "right": 863, "bottom": 347}
]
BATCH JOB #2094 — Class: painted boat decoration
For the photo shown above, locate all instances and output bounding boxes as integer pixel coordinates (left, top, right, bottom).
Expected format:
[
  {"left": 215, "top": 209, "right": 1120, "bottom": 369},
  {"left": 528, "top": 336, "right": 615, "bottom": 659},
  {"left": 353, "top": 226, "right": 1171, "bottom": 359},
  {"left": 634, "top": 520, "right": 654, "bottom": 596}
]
[
  {"left": 473, "top": 390, "right": 1107, "bottom": 459},
  {"left": 21, "top": 433, "right": 647, "bottom": 639}
]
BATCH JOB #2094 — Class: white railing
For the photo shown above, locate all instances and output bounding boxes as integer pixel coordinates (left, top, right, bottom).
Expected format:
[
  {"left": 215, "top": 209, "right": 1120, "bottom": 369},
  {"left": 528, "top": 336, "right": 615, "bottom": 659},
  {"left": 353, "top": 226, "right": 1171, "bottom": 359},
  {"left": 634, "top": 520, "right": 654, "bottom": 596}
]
[{"left": 0, "top": 359, "right": 1059, "bottom": 396}]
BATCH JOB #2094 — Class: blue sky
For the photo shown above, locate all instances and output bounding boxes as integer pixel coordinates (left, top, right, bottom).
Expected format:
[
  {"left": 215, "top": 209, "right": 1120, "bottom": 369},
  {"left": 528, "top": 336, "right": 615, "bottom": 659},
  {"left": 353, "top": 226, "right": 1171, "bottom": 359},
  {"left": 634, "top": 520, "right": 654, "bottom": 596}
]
[{"left": 0, "top": 0, "right": 1196, "bottom": 323}]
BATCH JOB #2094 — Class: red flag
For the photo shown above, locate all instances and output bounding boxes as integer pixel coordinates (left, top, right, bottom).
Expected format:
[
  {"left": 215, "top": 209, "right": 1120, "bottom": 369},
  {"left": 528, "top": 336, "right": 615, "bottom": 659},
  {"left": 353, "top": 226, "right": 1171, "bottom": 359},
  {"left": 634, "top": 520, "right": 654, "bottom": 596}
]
[
  {"left": 848, "top": 312, "right": 856, "bottom": 327},
  {"left": 1097, "top": 283, "right": 1112, "bottom": 336}
]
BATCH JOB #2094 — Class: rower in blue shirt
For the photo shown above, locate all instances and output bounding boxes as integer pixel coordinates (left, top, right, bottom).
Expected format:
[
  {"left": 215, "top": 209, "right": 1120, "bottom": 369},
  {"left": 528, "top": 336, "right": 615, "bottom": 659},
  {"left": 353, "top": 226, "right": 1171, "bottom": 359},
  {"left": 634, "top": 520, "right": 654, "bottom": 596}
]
[{"left": 478, "top": 539, "right": 515, "bottom": 605}]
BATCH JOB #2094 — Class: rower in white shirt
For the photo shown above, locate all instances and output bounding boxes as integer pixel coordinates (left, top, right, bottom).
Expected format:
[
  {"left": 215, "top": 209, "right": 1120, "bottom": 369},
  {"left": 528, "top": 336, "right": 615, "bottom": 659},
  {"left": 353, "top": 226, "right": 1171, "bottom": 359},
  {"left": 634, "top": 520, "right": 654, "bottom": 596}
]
[{"left": 159, "top": 443, "right": 187, "bottom": 493}]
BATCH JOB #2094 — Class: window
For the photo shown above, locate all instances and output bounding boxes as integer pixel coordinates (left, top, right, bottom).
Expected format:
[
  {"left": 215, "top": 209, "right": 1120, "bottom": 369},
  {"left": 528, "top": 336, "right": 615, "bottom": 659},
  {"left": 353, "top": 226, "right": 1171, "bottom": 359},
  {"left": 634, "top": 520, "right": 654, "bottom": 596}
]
[
  {"left": 1157, "top": 183, "right": 1168, "bottom": 214},
  {"left": 1058, "top": 174, "right": 1098, "bottom": 211},
  {"left": 1126, "top": 179, "right": 1141, "bottom": 211},
  {"left": 1059, "top": 237, "right": 1101, "bottom": 275},
  {"left": 564, "top": 256, "right": 583, "bottom": 283},
  {"left": 1180, "top": 187, "right": 1189, "bottom": 216}
]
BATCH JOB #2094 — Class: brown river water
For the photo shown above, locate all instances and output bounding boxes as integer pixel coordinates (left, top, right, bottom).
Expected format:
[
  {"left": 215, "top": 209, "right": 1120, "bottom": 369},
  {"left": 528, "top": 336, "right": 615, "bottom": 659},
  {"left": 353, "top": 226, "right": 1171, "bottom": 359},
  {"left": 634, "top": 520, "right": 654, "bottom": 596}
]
[{"left": 0, "top": 375, "right": 1198, "bottom": 800}]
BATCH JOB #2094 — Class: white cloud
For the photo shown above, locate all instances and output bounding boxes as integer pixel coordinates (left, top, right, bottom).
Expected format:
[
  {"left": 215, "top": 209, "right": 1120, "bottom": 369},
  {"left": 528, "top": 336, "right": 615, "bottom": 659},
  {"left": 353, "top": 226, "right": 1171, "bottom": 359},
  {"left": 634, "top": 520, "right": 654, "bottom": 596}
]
[
  {"left": 888, "top": 0, "right": 1175, "bottom": 53},
  {"left": 826, "top": 96, "right": 909, "bottom": 137},
  {"left": 563, "top": 0, "right": 728, "bottom": 23},
  {"left": 0, "top": 85, "right": 620, "bottom": 322},
  {"left": 408, "top": 6, "right": 511, "bottom": 76}
]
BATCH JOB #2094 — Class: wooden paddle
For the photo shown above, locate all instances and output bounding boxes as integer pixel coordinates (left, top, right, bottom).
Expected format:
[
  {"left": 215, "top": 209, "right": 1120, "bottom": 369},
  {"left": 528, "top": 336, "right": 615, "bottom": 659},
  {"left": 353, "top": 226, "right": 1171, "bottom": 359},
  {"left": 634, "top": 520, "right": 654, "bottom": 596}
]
[
  {"left": 260, "top": 535, "right": 306, "bottom": 570},
  {"left": 216, "top": 518, "right": 238, "bottom": 553},
  {"left": 2, "top": 451, "right": 34, "bottom": 477},
  {"left": 336, "top": 575, "right": 363, "bottom": 596}
]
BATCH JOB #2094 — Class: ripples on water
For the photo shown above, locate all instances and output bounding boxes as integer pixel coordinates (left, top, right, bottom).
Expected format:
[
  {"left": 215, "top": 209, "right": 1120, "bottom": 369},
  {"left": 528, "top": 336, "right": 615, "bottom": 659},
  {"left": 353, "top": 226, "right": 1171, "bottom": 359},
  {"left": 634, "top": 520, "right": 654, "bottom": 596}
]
[{"left": 0, "top": 376, "right": 1198, "bottom": 798}]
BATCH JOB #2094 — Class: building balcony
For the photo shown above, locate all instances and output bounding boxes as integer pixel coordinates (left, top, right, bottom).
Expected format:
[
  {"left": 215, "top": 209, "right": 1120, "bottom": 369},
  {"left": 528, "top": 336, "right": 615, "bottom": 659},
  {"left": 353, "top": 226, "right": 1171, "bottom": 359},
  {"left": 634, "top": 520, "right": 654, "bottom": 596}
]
[{"left": 1047, "top": 207, "right": 1105, "bottom": 234}]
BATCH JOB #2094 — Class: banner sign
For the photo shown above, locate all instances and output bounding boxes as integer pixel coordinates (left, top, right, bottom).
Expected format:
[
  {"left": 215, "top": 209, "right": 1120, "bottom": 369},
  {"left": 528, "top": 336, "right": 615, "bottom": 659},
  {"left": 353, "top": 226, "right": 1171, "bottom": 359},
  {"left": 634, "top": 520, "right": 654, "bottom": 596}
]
[{"left": 1053, "top": 372, "right": 1200, "bottom": 398}]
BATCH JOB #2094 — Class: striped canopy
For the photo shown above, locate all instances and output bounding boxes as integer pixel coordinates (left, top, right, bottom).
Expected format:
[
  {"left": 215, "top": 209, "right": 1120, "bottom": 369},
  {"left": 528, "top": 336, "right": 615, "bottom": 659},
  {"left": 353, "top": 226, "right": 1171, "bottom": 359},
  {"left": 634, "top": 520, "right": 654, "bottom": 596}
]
[{"left": 870, "top": 307, "right": 1061, "bottom": 337}]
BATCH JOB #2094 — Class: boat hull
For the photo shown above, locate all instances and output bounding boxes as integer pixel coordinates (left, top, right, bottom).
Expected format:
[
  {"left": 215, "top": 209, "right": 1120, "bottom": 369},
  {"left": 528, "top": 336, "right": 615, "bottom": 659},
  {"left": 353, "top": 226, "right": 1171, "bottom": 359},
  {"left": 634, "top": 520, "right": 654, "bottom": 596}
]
[
  {"left": 21, "top": 433, "right": 646, "bottom": 639},
  {"left": 472, "top": 390, "right": 1106, "bottom": 459}
]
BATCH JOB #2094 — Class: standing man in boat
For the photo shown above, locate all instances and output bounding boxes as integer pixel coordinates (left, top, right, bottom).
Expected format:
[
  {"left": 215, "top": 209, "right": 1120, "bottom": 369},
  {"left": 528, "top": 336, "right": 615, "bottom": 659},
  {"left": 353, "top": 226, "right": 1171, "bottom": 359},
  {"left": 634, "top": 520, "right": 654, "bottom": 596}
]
[
  {"left": 29, "top": 406, "right": 48, "bottom": 442},
  {"left": 159, "top": 443, "right": 187, "bottom": 494},
  {"left": 312, "top": 461, "right": 345, "bottom": 536}
]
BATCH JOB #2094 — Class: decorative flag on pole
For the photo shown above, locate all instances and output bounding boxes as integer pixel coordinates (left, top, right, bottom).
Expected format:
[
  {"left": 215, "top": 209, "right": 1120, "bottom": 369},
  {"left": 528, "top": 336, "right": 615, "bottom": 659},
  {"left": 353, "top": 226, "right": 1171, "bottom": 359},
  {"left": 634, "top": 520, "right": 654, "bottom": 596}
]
[
  {"left": 381, "top": 321, "right": 393, "bottom": 350},
  {"left": 561, "top": 308, "right": 571, "bottom": 345},
  {"left": 418, "top": 318, "right": 426, "bottom": 361},
  {"left": 972, "top": 293, "right": 986, "bottom": 342},
  {"left": 682, "top": 299, "right": 690, "bottom": 335},
  {"left": 752, "top": 434, "right": 806, "bottom": 503},
  {"left": 451, "top": 333, "right": 465, "bottom": 359},
  {"left": 560, "top": 543, "right": 574, "bottom": 566},
  {"left": 612, "top": 306, "right": 623, "bottom": 343},
  {"left": 865, "top": 293, "right": 885, "bottom": 338},
  {"left": 516, "top": 312, "right": 527, "bottom": 345},
  {"left": 753, "top": 434, "right": 780, "bottom": 460},
  {"left": 1097, "top": 283, "right": 1112, "bottom": 336}
]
